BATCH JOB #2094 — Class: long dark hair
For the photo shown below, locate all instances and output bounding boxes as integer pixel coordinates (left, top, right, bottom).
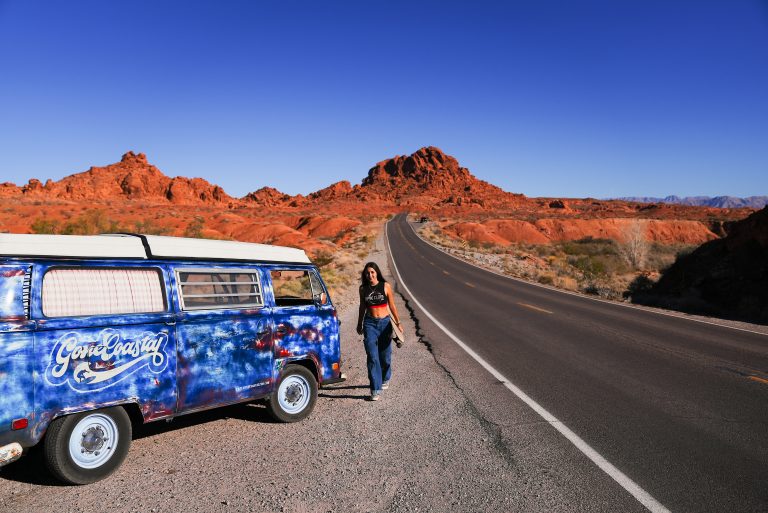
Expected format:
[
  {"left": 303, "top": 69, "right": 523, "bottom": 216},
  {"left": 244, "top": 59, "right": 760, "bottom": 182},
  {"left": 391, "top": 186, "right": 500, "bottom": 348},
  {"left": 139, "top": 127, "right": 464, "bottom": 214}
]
[{"left": 360, "top": 262, "right": 387, "bottom": 286}]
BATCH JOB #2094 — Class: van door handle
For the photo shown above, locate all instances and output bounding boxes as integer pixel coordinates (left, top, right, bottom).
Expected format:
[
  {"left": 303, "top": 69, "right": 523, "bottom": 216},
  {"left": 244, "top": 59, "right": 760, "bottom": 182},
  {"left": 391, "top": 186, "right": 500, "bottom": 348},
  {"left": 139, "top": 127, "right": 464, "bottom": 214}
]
[
  {"left": 275, "top": 324, "right": 288, "bottom": 334},
  {"left": 165, "top": 321, "right": 176, "bottom": 326}
]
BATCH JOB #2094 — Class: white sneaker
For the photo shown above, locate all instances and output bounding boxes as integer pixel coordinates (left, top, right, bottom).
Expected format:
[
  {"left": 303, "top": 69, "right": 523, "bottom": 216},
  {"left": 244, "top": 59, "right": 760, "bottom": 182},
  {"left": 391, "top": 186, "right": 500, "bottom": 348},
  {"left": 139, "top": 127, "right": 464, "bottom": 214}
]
[{"left": 381, "top": 381, "right": 390, "bottom": 390}]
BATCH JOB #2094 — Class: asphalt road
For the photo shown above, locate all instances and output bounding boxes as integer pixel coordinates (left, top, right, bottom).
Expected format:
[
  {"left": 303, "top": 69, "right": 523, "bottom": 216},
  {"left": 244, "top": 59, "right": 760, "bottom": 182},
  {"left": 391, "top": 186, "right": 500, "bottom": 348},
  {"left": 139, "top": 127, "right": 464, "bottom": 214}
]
[{"left": 386, "top": 214, "right": 768, "bottom": 513}]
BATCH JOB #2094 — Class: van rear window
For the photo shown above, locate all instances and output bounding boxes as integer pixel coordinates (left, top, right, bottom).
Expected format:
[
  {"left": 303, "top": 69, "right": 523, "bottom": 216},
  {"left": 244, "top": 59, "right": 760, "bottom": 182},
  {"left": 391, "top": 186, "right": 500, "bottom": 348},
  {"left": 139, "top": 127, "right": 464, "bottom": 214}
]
[
  {"left": 177, "top": 269, "right": 263, "bottom": 310},
  {"left": 42, "top": 268, "right": 166, "bottom": 317}
]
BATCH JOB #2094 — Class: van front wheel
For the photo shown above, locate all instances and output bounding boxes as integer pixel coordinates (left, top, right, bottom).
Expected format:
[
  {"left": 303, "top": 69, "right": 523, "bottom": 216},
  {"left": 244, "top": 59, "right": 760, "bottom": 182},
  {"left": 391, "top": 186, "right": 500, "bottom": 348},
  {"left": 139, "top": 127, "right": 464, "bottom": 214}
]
[
  {"left": 267, "top": 365, "right": 317, "bottom": 422},
  {"left": 44, "top": 406, "right": 132, "bottom": 484}
]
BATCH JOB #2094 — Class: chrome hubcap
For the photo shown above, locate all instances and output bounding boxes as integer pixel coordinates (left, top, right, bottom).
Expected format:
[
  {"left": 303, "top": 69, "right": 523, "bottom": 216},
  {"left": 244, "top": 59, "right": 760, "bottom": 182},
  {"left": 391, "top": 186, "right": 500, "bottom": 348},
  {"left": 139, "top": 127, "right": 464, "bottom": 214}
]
[
  {"left": 68, "top": 413, "right": 119, "bottom": 469},
  {"left": 278, "top": 374, "right": 311, "bottom": 414}
]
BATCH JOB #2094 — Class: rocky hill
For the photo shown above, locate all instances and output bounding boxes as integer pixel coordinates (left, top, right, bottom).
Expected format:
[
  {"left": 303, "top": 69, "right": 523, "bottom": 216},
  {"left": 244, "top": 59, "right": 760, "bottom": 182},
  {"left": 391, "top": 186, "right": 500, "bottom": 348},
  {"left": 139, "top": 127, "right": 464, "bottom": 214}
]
[
  {"left": 359, "top": 146, "right": 526, "bottom": 209},
  {"left": 635, "top": 206, "right": 768, "bottom": 323},
  {"left": 1, "top": 152, "right": 233, "bottom": 205}
]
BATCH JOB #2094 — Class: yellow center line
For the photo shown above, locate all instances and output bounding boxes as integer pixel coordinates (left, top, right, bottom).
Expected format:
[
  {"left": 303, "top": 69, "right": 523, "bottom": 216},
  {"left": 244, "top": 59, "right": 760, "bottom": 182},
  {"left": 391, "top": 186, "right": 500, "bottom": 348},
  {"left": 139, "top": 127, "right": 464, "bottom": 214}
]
[
  {"left": 517, "top": 302, "right": 554, "bottom": 314},
  {"left": 465, "top": 282, "right": 476, "bottom": 288},
  {"left": 748, "top": 376, "right": 768, "bottom": 385}
]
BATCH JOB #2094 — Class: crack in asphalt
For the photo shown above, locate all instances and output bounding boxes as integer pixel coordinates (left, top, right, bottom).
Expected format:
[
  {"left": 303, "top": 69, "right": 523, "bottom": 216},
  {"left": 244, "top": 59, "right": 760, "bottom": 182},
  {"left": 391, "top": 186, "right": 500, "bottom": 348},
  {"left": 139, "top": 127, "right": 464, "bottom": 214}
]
[{"left": 390, "top": 282, "right": 518, "bottom": 471}]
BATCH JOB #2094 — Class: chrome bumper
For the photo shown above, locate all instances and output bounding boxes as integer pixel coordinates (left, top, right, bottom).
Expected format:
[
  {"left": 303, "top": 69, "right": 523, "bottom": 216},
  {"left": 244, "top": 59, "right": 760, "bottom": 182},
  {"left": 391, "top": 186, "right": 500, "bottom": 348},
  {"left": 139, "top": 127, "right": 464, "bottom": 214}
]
[{"left": 0, "top": 442, "right": 22, "bottom": 467}]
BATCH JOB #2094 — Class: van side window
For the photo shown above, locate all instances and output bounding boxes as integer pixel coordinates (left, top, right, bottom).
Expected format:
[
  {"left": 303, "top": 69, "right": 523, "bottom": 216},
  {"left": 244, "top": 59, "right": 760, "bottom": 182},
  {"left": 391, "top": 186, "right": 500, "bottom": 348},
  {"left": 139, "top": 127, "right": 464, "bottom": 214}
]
[
  {"left": 271, "top": 270, "right": 313, "bottom": 307},
  {"left": 177, "top": 269, "right": 263, "bottom": 310},
  {"left": 42, "top": 268, "right": 166, "bottom": 317}
]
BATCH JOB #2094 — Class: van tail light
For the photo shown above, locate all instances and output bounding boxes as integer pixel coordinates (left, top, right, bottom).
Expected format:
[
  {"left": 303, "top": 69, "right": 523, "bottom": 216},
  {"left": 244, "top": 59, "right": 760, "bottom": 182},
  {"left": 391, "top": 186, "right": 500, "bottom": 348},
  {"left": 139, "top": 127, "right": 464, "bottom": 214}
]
[
  {"left": 331, "top": 309, "right": 337, "bottom": 319},
  {"left": 11, "top": 418, "right": 28, "bottom": 430}
]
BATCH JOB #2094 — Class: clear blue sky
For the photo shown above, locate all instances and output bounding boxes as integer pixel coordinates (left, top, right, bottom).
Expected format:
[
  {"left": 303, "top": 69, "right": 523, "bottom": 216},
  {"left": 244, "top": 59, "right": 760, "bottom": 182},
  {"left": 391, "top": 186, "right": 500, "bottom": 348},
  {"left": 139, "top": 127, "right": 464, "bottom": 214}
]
[{"left": 1, "top": 1, "right": 766, "bottom": 199}]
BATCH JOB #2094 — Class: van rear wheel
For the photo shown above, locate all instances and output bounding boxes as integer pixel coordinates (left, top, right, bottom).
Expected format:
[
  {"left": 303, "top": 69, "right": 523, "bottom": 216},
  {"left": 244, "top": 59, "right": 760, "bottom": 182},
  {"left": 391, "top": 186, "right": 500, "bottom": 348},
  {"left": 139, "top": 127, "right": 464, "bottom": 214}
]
[
  {"left": 267, "top": 365, "right": 317, "bottom": 422},
  {"left": 44, "top": 406, "right": 132, "bottom": 484}
]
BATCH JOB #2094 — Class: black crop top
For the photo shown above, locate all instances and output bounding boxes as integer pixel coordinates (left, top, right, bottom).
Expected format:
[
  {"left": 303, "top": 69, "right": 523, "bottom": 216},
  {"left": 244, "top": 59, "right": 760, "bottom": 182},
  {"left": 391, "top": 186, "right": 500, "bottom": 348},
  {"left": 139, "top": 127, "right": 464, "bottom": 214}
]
[{"left": 363, "top": 282, "right": 387, "bottom": 308}]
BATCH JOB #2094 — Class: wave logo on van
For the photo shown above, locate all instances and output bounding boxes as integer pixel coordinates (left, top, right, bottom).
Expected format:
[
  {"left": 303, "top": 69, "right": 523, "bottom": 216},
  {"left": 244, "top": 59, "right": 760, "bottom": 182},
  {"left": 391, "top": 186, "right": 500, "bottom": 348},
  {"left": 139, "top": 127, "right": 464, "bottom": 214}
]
[{"left": 45, "top": 328, "right": 169, "bottom": 392}]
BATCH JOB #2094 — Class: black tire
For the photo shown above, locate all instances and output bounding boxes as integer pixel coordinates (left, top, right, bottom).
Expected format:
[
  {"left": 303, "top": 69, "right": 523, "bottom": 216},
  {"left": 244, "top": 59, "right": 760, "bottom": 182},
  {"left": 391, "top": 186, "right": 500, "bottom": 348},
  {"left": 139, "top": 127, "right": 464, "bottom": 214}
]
[
  {"left": 44, "top": 406, "right": 132, "bottom": 485},
  {"left": 267, "top": 364, "right": 318, "bottom": 422}
]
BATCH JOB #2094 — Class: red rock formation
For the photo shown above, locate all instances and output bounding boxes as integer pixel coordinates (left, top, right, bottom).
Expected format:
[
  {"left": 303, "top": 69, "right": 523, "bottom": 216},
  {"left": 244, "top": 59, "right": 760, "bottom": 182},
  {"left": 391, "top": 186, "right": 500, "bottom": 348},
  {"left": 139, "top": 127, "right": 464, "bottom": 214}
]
[
  {"left": 360, "top": 146, "right": 524, "bottom": 209},
  {"left": 8, "top": 152, "right": 234, "bottom": 205},
  {"left": 0, "top": 182, "right": 21, "bottom": 197},
  {"left": 308, "top": 181, "right": 353, "bottom": 201},
  {"left": 244, "top": 186, "right": 295, "bottom": 207}
]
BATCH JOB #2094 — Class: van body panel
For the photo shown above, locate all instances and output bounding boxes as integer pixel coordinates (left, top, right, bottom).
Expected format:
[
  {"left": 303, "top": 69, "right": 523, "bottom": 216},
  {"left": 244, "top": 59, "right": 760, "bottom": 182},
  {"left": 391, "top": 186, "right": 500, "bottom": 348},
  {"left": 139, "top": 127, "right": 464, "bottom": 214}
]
[
  {"left": 170, "top": 263, "right": 276, "bottom": 411},
  {"left": 270, "top": 307, "right": 340, "bottom": 382},
  {"left": 28, "top": 261, "right": 178, "bottom": 429},
  {"left": 0, "top": 265, "right": 35, "bottom": 447},
  {"left": 262, "top": 265, "right": 341, "bottom": 383},
  {"left": 0, "top": 330, "right": 36, "bottom": 447},
  {"left": 175, "top": 307, "right": 274, "bottom": 411}
]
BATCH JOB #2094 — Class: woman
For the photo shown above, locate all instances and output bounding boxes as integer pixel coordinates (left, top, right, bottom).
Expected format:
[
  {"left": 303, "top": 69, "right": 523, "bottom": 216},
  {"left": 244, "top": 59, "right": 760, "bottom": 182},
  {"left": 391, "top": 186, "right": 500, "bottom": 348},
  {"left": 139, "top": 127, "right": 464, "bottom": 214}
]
[{"left": 356, "top": 262, "right": 403, "bottom": 401}]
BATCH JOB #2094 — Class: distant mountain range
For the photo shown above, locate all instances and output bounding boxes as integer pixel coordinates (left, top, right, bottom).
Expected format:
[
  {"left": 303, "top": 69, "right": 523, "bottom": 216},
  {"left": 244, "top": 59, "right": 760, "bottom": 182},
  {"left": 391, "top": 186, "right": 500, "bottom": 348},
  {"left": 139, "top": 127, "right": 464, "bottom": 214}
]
[{"left": 614, "top": 196, "right": 768, "bottom": 209}]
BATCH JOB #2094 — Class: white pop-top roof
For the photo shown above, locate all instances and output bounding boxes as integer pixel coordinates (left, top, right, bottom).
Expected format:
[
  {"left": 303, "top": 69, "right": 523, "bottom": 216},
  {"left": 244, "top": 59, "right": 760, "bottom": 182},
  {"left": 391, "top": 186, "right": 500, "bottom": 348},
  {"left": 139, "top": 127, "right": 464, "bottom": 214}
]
[{"left": 0, "top": 233, "right": 311, "bottom": 263}]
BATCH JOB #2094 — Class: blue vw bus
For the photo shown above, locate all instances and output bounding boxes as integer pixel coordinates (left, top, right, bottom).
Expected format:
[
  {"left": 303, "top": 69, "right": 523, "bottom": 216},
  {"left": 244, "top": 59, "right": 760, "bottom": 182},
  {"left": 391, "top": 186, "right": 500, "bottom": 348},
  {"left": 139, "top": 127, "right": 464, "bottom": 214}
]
[{"left": 0, "top": 233, "right": 342, "bottom": 484}]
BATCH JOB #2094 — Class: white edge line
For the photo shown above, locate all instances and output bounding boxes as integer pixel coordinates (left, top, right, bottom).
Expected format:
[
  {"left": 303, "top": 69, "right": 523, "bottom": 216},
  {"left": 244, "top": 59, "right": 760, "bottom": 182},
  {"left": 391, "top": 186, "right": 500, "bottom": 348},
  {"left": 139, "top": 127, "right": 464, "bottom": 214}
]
[
  {"left": 386, "top": 220, "right": 672, "bottom": 513},
  {"left": 405, "top": 217, "right": 767, "bottom": 337}
]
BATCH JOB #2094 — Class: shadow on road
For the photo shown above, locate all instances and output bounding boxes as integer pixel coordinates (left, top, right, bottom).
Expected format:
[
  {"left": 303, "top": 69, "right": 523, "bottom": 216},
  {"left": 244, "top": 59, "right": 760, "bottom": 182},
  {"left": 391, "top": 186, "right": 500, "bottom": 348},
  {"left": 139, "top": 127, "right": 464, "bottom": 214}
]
[
  {"left": 318, "top": 393, "right": 369, "bottom": 400},
  {"left": 319, "top": 384, "right": 370, "bottom": 401}
]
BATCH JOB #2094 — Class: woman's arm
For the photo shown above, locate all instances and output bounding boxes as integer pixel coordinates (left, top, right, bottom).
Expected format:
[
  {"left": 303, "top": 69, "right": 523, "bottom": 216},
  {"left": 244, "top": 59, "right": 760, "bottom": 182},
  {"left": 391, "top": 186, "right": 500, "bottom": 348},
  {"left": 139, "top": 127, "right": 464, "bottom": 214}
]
[
  {"left": 385, "top": 283, "right": 401, "bottom": 326},
  {"left": 356, "top": 287, "right": 365, "bottom": 334}
]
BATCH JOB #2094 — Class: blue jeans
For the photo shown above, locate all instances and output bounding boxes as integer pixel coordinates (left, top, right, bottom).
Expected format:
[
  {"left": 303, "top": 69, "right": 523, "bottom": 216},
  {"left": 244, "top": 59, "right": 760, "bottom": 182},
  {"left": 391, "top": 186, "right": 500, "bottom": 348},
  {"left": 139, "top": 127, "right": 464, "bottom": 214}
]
[{"left": 363, "top": 315, "right": 392, "bottom": 392}]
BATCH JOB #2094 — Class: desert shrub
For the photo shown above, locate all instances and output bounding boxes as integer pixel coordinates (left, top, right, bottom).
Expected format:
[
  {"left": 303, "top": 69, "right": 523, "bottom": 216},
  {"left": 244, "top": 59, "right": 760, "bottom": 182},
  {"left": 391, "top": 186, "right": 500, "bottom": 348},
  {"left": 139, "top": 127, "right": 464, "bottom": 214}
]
[
  {"left": 31, "top": 218, "right": 59, "bottom": 234},
  {"left": 184, "top": 217, "right": 205, "bottom": 238},
  {"left": 617, "top": 220, "right": 649, "bottom": 270},
  {"left": 561, "top": 238, "right": 618, "bottom": 257},
  {"left": 538, "top": 274, "right": 554, "bottom": 285},
  {"left": 531, "top": 244, "right": 555, "bottom": 257},
  {"left": 568, "top": 255, "right": 607, "bottom": 278},
  {"left": 58, "top": 210, "right": 123, "bottom": 235},
  {"left": 645, "top": 243, "right": 695, "bottom": 274},
  {"left": 134, "top": 219, "right": 171, "bottom": 235},
  {"left": 623, "top": 274, "right": 655, "bottom": 299},
  {"left": 583, "top": 283, "right": 618, "bottom": 298},
  {"left": 313, "top": 251, "right": 335, "bottom": 268}
]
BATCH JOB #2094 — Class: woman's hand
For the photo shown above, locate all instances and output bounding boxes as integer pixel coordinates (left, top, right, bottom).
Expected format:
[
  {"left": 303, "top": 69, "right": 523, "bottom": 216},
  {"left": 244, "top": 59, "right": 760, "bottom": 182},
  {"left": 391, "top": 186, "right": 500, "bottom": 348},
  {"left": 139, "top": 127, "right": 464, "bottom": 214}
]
[{"left": 356, "top": 324, "right": 363, "bottom": 335}]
